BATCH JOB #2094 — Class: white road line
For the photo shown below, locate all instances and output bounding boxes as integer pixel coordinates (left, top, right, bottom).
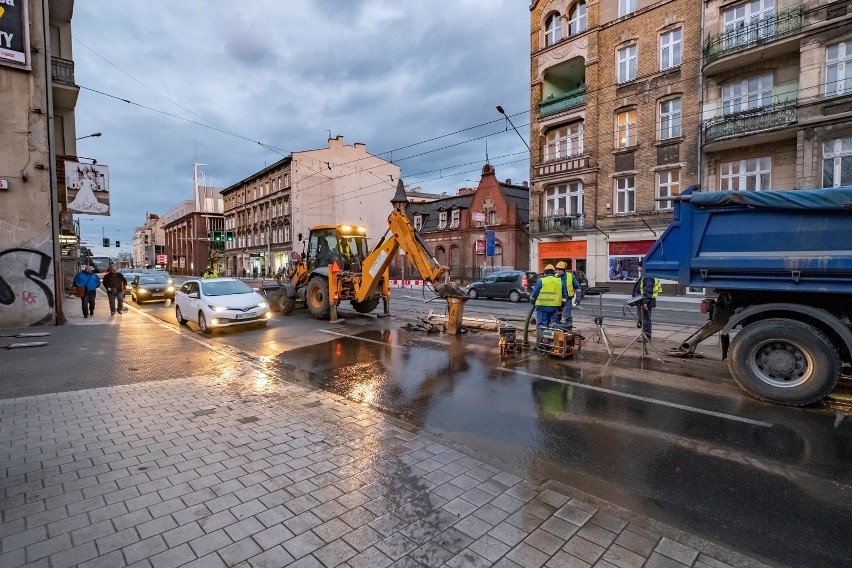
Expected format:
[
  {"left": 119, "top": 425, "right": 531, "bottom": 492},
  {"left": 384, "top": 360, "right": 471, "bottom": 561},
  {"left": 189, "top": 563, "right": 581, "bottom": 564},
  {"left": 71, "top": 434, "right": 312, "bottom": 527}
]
[
  {"left": 497, "top": 368, "right": 773, "bottom": 428},
  {"left": 319, "top": 329, "right": 406, "bottom": 349}
]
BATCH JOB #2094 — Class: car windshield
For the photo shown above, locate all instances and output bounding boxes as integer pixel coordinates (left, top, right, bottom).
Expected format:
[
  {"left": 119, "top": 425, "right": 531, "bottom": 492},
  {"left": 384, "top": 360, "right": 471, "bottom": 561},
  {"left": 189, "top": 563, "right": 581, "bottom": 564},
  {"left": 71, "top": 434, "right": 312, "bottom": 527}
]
[
  {"left": 138, "top": 276, "right": 168, "bottom": 285},
  {"left": 201, "top": 280, "right": 252, "bottom": 296}
]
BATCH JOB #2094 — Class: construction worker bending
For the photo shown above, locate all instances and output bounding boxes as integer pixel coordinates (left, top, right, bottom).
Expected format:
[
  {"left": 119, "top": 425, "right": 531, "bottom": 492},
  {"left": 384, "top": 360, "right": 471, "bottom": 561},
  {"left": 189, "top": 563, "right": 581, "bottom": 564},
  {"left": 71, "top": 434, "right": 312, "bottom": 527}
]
[
  {"left": 632, "top": 260, "right": 661, "bottom": 338},
  {"left": 531, "top": 264, "right": 567, "bottom": 327},
  {"left": 555, "top": 261, "right": 580, "bottom": 327}
]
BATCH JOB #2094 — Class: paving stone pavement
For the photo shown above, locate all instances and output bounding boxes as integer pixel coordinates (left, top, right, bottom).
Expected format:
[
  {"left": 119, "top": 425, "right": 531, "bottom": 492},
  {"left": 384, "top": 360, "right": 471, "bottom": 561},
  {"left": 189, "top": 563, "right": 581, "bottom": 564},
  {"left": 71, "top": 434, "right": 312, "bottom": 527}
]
[{"left": 0, "top": 357, "right": 770, "bottom": 568}]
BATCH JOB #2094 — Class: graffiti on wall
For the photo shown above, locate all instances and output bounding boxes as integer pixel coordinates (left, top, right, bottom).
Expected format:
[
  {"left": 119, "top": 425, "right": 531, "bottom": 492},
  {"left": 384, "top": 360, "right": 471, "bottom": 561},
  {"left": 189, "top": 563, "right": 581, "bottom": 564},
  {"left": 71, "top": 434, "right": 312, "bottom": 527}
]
[{"left": 0, "top": 247, "right": 55, "bottom": 326}]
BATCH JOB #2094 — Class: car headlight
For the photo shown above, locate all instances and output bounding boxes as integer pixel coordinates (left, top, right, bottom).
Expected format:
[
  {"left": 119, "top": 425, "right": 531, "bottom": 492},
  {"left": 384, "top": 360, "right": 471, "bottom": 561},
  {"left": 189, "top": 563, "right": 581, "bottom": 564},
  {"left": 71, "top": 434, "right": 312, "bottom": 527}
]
[
  {"left": 167, "top": 286, "right": 175, "bottom": 292},
  {"left": 208, "top": 304, "right": 228, "bottom": 312},
  {"left": 138, "top": 289, "right": 148, "bottom": 294},
  {"left": 257, "top": 301, "right": 268, "bottom": 309}
]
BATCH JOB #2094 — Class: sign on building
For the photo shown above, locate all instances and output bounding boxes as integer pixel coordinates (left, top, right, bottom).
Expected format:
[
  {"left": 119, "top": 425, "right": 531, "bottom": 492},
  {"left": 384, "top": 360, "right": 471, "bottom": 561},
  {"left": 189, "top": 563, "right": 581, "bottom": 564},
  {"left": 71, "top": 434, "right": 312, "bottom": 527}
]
[
  {"left": 486, "top": 230, "right": 496, "bottom": 257},
  {"left": 472, "top": 212, "right": 486, "bottom": 223},
  {"left": 0, "top": 0, "right": 30, "bottom": 68},
  {"left": 65, "top": 162, "right": 110, "bottom": 215},
  {"left": 156, "top": 254, "right": 167, "bottom": 264}
]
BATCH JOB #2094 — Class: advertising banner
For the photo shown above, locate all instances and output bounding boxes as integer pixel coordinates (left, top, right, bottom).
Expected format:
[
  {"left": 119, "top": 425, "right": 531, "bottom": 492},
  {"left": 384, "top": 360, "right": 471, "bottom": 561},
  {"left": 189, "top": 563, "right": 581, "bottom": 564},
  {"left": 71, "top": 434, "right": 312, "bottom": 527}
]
[
  {"left": 65, "top": 161, "right": 110, "bottom": 215},
  {"left": 0, "top": 0, "right": 29, "bottom": 68},
  {"left": 485, "top": 230, "right": 496, "bottom": 257},
  {"left": 156, "top": 254, "right": 168, "bottom": 264}
]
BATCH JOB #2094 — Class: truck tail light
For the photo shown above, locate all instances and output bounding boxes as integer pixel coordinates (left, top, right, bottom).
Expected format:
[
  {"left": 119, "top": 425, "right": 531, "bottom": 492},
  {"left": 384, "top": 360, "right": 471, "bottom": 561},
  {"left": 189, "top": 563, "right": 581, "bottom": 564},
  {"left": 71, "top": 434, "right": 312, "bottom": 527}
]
[{"left": 700, "top": 298, "right": 715, "bottom": 314}]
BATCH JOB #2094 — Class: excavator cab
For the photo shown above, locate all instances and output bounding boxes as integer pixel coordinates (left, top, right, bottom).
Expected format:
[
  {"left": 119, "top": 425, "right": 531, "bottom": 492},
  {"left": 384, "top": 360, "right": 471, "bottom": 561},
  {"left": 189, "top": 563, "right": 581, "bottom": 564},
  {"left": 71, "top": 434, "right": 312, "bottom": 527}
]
[{"left": 307, "top": 225, "right": 369, "bottom": 273}]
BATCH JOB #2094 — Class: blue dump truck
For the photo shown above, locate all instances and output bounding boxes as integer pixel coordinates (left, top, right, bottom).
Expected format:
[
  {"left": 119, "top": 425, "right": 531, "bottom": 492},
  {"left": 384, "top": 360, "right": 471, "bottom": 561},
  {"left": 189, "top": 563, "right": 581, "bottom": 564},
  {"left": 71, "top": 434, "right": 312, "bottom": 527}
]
[{"left": 644, "top": 186, "right": 852, "bottom": 406}]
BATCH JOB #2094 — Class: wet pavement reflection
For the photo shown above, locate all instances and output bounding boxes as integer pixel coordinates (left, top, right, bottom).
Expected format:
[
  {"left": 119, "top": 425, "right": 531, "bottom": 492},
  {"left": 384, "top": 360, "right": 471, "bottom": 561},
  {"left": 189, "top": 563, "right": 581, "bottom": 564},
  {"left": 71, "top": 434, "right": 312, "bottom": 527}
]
[{"left": 272, "top": 328, "right": 852, "bottom": 567}]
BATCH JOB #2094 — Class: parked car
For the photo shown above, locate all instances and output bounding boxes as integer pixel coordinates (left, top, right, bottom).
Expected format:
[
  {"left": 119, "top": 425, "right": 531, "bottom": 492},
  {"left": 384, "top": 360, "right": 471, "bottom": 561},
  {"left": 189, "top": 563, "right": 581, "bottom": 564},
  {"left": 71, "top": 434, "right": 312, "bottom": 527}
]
[
  {"left": 130, "top": 274, "right": 176, "bottom": 304},
  {"left": 174, "top": 278, "right": 271, "bottom": 334},
  {"left": 466, "top": 270, "right": 532, "bottom": 302},
  {"left": 525, "top": 270, "right": 590, "bottom": 296},
  {"left": 120, "top": 268, "right": 144, "bottom": 293}
]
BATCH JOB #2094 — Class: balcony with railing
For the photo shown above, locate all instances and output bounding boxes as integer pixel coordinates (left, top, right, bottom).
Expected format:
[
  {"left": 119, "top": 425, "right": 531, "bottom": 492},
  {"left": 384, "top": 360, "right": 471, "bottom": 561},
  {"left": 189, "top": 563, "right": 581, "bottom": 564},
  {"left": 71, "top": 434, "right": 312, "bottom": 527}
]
[
  {"left": 532, "top": 214, "right": 585, "bottom": 234},
  {"left": 702, "top": 99, "right": 798, "bottom": 144},
  {"left": 539, "top": 88, "right": 586, "bottom": 118},
  {"left": 704, "top": 8, "right": 803, "bottom": 65},
  {"left": 51, "top": 57, "right": 75, "bottom": 84},
  {"left": 534, "top": 151, "right": 591, "bottom": 178}
]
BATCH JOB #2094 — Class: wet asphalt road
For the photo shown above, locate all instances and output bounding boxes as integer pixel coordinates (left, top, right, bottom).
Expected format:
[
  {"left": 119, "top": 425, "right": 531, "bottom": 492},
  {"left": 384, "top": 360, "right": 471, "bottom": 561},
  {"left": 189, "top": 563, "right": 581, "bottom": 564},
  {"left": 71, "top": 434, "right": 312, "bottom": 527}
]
[{"left": 135, "top": 297, "right": 851, "bottom": 567}]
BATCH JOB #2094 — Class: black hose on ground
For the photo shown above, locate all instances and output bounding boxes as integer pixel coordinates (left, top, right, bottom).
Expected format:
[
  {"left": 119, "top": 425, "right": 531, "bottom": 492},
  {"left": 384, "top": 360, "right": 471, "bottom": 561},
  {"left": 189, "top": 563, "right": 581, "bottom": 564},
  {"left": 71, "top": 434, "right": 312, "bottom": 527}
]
[{"left": 523, "top": 303, "right": 535, "bottom": 345}]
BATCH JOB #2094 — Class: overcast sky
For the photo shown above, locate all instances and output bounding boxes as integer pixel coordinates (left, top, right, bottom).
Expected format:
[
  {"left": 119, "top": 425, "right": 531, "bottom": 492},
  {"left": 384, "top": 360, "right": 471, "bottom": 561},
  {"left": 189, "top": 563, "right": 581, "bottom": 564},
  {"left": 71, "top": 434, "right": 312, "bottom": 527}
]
[{"left": 71, "top": 1, "right": 531, "bottom": 248}]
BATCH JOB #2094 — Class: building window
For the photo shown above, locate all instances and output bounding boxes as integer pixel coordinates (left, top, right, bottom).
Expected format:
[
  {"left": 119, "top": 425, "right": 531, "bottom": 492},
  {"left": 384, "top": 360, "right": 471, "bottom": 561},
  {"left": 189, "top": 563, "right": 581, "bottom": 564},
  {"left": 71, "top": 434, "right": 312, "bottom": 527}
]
[
  {"left": 826, "top": 42, "right": 852, "bottom": 97},
  {"left": 615, "top": 109, "right": 637, "bottom": 148},
  {"left": 413, "top": 215, "right": 423, "bottom": 231},
  {"left": 545, "top": 122, "right": 584, "bottom": 161},
  {"left": 615, "top": 177, "right": 635, "bottom": 213},
  {"left": 438, "top": 211, "right": 447, "bottom": 229},
  {"left": 488, "top": 210, "right": 497, "bottom": 225},
  {"left": 723, "top": 0, "right": 774, "bottom": 44},
  {"left": 546, "top": 182, "right": 584, "bottom": 217},
  {"left": 617, "top": 44, "right": 637, "bottom": 83},
  {"left": 657, "top": 170, "right": 681, "bottom": 210},
  {"left": 659, "top": 98, "right": 682, "bottom": 140},
  {"left": 660, "top": 28, "right": 682, "bottom": 70},
  {"left": 545, "top": 13, "right": 562, "bottom": 46},
  {"left": 619, "top": 0, "right": 637, "bottom": 17},
  {"left": 450, "top": 209, "right": 460, "bottom": 229},
  {"left": 719, "top": 157, "right": 771, "bottom": 191},
  {"left": 568, "top": 2, "right": 587, "bottom": 35},
  {"left": 823, "top": 137, "right": 852, "bottom": 187},
  {"left": 722, "top": 74, "right": 773, "bottom": 115}
]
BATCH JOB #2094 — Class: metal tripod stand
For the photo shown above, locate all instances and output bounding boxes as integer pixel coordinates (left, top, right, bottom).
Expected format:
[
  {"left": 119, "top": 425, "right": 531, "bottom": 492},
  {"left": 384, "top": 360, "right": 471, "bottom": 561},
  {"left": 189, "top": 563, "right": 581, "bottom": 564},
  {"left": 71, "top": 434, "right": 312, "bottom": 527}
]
[
  {"left": 584, "top": 287, "right": 613, "bottom": 355},
  {"left": 615, "top": 303, "right": 664, "bottom": 362}
]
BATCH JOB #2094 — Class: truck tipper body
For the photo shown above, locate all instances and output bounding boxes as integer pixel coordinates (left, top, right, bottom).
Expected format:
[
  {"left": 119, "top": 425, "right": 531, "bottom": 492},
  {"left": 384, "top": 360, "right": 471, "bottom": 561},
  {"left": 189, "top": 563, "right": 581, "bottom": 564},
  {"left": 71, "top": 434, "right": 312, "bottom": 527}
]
[{"left": 644, "top": 186, "right": 852, "bottom": 405}]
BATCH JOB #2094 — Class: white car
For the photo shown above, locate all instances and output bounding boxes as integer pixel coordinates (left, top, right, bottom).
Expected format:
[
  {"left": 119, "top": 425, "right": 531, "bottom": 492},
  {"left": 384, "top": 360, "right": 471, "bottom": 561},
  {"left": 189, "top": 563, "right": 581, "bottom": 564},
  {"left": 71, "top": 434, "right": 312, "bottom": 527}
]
[{"left": 174, "top": 278, "right": 271, "bottom": 334}]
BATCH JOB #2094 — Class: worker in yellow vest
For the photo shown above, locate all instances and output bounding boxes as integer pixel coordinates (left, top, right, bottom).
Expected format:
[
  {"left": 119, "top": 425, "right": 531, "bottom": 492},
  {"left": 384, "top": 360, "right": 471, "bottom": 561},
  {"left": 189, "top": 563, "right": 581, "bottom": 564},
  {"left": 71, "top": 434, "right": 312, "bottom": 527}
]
[
  {"left": 555, "top": 261, "right": 580, "bottom": 327},
  {"left": 531, "top": 264, "right": 567, "bottom": 327},
  {"left": 632, "top": 260, "right": 662, "bottom": 338}
]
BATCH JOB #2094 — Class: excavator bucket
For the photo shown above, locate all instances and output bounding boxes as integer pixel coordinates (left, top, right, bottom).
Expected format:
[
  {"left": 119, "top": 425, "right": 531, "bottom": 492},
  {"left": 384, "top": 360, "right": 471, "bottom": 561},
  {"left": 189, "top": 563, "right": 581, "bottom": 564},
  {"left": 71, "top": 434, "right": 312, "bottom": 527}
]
[{"left": 434, "top": 282, "right": 470, "bottom": 335}]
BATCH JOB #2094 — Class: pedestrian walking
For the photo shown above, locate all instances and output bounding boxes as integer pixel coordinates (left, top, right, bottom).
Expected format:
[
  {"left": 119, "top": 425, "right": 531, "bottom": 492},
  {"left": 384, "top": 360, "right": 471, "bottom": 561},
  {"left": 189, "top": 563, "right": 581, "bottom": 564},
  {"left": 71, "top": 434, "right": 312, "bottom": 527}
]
[
  {"left": 554, "top": 261, "right": 580, "bottom": 327},
  {"left": 632, "top": 260, "right": 661, "bottom": 338},
  {"left": 73, "top": 265, "right": 100, "bottom": 318},
  {"left": 102, "top": 265, "right": 128, "bottom": 316},
  {"left": 530, "top": 264, "right": 566, "bottom": 328}
]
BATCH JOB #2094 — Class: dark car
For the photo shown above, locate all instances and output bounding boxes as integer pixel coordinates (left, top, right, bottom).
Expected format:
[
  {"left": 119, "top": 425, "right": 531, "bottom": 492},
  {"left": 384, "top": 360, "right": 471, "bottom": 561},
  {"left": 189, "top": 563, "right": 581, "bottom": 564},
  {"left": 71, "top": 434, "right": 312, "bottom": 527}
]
[
  {"left": 131, "top": 274, "right": 176, "bottom": 304},
  {"left": 526, "top": 270, "right": 589, "bottom": 296},
  {"left": 466, "top": 270, "right": 533, "bottom": 302}
]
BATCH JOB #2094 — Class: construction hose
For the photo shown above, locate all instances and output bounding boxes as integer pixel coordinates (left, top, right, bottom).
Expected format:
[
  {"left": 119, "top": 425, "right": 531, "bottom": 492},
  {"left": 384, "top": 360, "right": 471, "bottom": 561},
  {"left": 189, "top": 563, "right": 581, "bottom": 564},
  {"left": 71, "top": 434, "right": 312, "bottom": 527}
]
[{"left": 523, "top": 303, "right": 535, "bottom": 345}]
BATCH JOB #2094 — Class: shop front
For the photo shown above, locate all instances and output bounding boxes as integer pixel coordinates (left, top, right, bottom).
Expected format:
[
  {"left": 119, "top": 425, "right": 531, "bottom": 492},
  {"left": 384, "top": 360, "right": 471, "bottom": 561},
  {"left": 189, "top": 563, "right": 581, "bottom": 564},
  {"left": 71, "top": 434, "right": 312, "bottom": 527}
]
[
  {"left": 538, "top": 240, "right": 587, "bottom": 273},
  {"left": 606, "top": 240, "right": 656, "bottom": 294}
]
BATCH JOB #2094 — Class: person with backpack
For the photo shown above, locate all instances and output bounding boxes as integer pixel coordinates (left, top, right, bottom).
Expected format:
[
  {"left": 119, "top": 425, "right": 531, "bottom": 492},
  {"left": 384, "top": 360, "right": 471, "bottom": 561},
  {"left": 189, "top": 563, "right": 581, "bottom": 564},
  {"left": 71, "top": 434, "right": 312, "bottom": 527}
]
[
  {"left": 73, "top": 265, "right": 101, "bottom": 318},
  {"left": 632, "top": 260, "right": 661, "bottom": 338}
]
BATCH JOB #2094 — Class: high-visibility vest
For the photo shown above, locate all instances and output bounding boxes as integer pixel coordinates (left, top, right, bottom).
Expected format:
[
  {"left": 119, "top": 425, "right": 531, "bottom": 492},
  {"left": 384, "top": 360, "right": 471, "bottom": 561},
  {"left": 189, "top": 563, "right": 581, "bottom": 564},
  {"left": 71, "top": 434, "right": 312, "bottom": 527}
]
[
  {"left": 536, "top": 276, "right": 563, "bottom": 307},
  {"left": 640, "top": 277, "right": 662, "bottom": 298},
  {"left": 562, "top": 272, "right": 576, "bottom": 297}
]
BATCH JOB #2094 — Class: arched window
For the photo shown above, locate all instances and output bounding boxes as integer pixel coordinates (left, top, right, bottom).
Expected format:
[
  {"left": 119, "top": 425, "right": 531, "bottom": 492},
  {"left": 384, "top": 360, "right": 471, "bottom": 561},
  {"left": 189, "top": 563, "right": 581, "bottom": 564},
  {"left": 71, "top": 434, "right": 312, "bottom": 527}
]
[
  {"left": 568, "top": 2, "right": 587, "bottom": 36},
  {"left": 449, "top": 246, "right": 461, "bottom": 278},
  {"left": 435, "top": 246, "right": 447, "bottom": 266},
  {"left": 545, "top": 13, "right": 562, "bottom": 47}
]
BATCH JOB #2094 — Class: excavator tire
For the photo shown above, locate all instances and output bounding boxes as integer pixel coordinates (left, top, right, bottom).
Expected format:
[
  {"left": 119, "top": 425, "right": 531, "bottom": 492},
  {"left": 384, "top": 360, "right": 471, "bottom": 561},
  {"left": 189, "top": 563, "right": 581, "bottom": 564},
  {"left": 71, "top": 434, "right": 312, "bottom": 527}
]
[
  {"left": 306, "top": 277, "right": 330, "bottom": 319},
  {"left": 278, "top": 293, "right": 296, "bottom": 315},
  {"left": 351, "top": 296, "right": 380, "bottom": 314}
]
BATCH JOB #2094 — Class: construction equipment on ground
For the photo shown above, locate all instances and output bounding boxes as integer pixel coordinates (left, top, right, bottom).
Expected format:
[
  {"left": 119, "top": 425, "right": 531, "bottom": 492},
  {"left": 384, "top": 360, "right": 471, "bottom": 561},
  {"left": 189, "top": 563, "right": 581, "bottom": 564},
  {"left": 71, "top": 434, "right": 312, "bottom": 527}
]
[{"left": 273, "top": 182, "right": 469, "bottom": 333}]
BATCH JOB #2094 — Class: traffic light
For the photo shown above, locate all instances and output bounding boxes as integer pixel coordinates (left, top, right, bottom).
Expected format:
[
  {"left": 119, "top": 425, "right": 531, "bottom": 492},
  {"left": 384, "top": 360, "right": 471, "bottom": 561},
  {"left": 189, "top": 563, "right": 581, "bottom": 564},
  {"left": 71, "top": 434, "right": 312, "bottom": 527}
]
[
  {"left": 226, "top": 231, "right": 234, "bottom": 242},
  {"left": 103, "top": 238, "right": 110, "bottom": 247},
  {"left": 115, "top": 241, "right": 120, "bottom": 247},
  {"left": 213, "top": 231, "right": 223, "bottom": 242}
]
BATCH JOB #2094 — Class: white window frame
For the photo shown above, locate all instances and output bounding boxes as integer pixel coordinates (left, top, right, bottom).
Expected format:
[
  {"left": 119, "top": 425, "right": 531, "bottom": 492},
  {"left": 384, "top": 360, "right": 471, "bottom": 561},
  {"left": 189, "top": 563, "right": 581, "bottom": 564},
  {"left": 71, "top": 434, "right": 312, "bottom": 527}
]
[
  {"left": 545, "top": 182, "right": 584, "bottom": 217},
  {"left": 438, "top": 211, "right": 447, "bottom": 229},
  {"left": 826, "top": 42, "right": 852, "bottom": 97},
  {"left": 657, "top": 170, "right": 680, "bottom": 210},
  {"left": 619, "top": 0, "right": 637, "bottom": 17},
  {"left": 722, "top": 74, "right": 773, "bottom": 115},
  {"left": 719, "top": 157, "right": 772, "bottom": 191},
  {"left": 413, "top": 215, "right": 423, "bottom": 231},
  {"left": 615, "top": 109, "right": 637, "bottom": 148},
  {"left": 545, "top": 13, "right": 562, "bottom": 46},
  {"left": 615, "top": 177, "right": 635, "bottom": 214},
  {"left": 660, "top": 28, "right": 682, "bottom": 70},
  {"left": 617, "top": 44, "right": 638, "bottom": 83},
  {"left": 724, "top": 0, "right": 774, "bottom": 33},
  {"left": 545, "top": 122, "right": 584, "bottom": 161},
  {"left": 568, "top": 2, "right": 588, "bottom": 36},
  {"left": 659, "top": 98, "right": 682, "bottom": 140},
  {"left": 823, "top": 137, "right": 852, "bottom": 187},
  {"left": 450, "top": 209, "right": 461, "bottom": 229}
]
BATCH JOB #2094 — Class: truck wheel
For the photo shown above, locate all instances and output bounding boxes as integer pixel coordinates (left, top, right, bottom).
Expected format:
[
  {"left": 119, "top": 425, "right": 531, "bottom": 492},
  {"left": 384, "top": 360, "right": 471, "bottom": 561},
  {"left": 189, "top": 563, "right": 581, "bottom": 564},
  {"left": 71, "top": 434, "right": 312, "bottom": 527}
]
[
  {"left": 351, "top": 296, "right": 380, "bottom": 314},
  {"left": 306, "top": 278, "right": 330, "bottom": 319},
  {"left": 728, "top": 319, "right": 841, "bottom": 406},
  {"left": 278, "top": 294, "right": 296, "bottom": 315}
]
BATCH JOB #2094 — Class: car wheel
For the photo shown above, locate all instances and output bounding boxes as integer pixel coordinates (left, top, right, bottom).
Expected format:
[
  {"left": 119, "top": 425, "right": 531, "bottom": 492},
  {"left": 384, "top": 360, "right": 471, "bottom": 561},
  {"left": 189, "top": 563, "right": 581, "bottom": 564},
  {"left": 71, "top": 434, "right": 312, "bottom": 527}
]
[
  {"left": 467, "top": 288, "right": 479, "bottom": 299},
  {"left": 509, "top": 290, "right": 521, "bottom": 303},
  {"left": 175, "top": 305, "right": 187, "bottom": 325},
  {"left": 198, "top": 312, "right": 212, "bottom": 334}
]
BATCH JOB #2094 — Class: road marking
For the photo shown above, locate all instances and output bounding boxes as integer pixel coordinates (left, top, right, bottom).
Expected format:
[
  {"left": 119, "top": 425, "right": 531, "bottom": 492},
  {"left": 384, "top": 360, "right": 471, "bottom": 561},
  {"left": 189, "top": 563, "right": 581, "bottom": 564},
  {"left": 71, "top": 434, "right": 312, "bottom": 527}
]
[
  {"left": 497, "top": 368, "right": 773, "bottom": 428},
  {"left": 319, "top": 329, "right": 406, "bottom": 349}
]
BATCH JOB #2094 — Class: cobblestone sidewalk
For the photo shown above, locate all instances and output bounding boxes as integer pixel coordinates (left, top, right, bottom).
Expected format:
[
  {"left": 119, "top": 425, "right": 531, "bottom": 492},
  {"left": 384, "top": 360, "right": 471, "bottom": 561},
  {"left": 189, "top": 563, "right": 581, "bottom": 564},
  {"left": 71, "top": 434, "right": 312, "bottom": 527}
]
[{"left": 0, "top": 365, "right": 766, "bottom": 568}]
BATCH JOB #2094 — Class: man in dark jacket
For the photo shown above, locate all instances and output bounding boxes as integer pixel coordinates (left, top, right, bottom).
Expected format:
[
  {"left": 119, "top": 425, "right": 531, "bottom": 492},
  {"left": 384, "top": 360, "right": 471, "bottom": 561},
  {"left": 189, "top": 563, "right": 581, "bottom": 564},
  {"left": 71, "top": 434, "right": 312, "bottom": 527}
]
[
  {"left": 73, "top": 265, "right": 101, "bottom": 318},
  {"left": 102, "top": 265, "right": 128, "bottom": 316},
  {"left": 631, "top": 261, "right": 658, "bottom": 338}
]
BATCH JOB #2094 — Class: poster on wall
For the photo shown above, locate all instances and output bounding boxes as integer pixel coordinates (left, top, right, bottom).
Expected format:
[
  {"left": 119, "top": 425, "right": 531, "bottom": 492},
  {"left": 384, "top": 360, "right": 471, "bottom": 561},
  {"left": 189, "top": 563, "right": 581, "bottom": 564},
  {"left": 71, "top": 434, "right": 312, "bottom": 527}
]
[
  {"left": 65, "top": 161, "right": 110, "bottom": 215},
  {"left": 0, "top": 0, "right": 30, "bottom": 68}
]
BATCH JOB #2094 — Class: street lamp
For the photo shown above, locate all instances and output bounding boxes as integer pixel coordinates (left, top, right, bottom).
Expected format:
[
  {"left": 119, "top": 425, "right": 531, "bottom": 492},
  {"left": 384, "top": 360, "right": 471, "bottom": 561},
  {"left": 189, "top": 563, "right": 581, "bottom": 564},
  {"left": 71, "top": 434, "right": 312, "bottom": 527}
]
[
  {"left": 76, "top": 132, "right": 102, "bottom": 141},
  {"left": 495, "top": 106, "right": 530, "bottom": 152}
]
